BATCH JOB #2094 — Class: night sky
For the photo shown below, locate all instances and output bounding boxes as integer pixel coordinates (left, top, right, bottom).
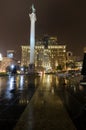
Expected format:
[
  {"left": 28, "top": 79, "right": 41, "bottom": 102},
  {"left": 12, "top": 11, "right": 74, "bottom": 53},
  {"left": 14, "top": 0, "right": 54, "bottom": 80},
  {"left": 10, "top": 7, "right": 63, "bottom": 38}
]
[{"left": 0, "top": 0, "right": 86, "bottom": 60}]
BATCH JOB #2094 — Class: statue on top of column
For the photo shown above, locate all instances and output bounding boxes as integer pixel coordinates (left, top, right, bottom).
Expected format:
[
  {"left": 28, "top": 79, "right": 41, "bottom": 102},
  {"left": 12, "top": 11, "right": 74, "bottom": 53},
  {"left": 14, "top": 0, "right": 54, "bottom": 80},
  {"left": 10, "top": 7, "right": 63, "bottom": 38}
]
[{"left": 32, "top": 4, "right": 36, "bottom": 13}]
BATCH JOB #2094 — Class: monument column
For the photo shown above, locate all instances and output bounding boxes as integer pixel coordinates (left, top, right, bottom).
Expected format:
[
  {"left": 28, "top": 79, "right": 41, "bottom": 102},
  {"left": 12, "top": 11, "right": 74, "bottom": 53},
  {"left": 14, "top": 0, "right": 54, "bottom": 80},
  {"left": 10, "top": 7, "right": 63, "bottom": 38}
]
[{"left": 29, "top": 4, "right": 36, "bottom": 73}]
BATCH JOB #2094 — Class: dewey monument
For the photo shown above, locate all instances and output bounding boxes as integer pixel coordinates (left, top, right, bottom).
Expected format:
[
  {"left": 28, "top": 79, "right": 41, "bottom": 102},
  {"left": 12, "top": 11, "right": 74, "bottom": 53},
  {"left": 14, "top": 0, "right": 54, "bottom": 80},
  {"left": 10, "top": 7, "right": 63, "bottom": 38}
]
[{"left": 29, "top": 5, "right": 36, "bottom": 73}]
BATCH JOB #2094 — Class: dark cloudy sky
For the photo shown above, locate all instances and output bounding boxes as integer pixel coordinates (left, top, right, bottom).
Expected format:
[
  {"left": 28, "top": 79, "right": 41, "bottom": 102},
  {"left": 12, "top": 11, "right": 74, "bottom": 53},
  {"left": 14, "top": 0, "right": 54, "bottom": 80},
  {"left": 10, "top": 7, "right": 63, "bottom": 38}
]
[{"left": 0, "top": 0, "right": 86, "bottom": 59}]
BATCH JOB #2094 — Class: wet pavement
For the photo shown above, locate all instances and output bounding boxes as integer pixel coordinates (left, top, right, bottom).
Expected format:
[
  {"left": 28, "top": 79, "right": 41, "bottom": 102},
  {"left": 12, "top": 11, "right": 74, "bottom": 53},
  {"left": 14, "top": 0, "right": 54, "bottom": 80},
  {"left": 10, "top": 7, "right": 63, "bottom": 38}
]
[
  {"left": 14, "top": 74, "right": 76, "bottom": 130},
  {"left": 58, "top": 76, "right": 86, "bottom": 130},
  {"left": 0, "top": 75, "right": 39, "bottom": 130},
  {"left": 0, "top": 74, "right": 86, "bottom": 130}
]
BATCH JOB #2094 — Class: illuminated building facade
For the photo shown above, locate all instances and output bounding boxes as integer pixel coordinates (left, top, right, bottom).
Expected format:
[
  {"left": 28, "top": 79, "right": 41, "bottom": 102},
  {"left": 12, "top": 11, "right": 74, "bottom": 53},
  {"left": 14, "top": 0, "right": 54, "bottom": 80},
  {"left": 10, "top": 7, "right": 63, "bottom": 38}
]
[
  {"left": 21, "top": 37, "right": 66, "bottom": 72},
  {"left": 0, "top": 57, "right": 15, "bottom": 72},
  {"left": 0, "top": 51, "right": 17, "bottom": 72}
]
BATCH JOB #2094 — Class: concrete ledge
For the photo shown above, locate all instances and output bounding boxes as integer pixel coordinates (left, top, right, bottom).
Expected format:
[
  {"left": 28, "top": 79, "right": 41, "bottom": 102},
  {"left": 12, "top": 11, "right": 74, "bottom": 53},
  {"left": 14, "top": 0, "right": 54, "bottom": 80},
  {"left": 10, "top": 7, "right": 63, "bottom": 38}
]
[{"left": 14, "top": 87, "right": 76, "bottom": 130}]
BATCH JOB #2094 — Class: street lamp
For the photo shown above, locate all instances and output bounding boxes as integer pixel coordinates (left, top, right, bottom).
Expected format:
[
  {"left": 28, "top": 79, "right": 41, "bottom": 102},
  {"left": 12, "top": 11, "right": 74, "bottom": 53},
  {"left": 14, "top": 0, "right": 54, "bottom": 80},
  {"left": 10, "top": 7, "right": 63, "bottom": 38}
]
[{"left": 0, "top": 53, "right": 3, "bottom": 61}]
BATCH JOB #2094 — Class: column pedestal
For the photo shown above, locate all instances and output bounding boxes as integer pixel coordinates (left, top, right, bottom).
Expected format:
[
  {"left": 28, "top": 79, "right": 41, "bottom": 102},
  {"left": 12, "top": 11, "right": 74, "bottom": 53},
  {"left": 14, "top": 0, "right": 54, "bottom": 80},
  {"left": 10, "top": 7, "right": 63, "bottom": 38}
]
[{"left": 28, "top": 63, "right": 35, "bottom": 74}]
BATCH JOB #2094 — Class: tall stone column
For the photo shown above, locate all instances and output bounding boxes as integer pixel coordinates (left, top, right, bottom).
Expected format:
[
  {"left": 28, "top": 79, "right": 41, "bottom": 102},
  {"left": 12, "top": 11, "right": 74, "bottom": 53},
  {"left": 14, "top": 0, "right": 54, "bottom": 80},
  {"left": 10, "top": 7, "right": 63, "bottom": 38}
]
[{"left": 29, "top": 4, "right": 36, "bottom": 73}]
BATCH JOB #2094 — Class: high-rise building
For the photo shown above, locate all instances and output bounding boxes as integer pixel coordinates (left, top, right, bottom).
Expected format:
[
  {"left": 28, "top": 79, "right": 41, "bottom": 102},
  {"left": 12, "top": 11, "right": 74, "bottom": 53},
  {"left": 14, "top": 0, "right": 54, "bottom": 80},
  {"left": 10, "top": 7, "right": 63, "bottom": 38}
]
[{"left": 21, "top": 36, "right": 66, "bottom": 72}]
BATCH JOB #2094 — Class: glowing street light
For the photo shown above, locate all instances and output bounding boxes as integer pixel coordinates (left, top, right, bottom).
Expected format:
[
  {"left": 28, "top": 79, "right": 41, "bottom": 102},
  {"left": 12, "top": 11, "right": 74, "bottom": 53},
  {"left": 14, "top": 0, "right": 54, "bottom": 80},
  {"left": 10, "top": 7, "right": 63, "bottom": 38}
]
[{"left": 0, "top": 53, "right": 3, "bottom": 61}]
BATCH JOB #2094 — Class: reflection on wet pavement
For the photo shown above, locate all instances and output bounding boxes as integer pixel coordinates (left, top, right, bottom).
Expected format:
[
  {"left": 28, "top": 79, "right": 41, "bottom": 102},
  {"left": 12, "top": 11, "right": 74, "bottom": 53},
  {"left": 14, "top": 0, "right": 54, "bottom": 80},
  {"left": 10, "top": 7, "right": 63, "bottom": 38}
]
[
  {"left": 14, "top": 74, "right": 76, "bottom": 130},
  {"left": 58, "top": 76, "right": 86, "bottom": 130},
  {"left": 0, "top": 74, "right": 85, "bottom": 130},
  {"left": 0, "top": 75, "right": 39, "bottom": 130}
]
